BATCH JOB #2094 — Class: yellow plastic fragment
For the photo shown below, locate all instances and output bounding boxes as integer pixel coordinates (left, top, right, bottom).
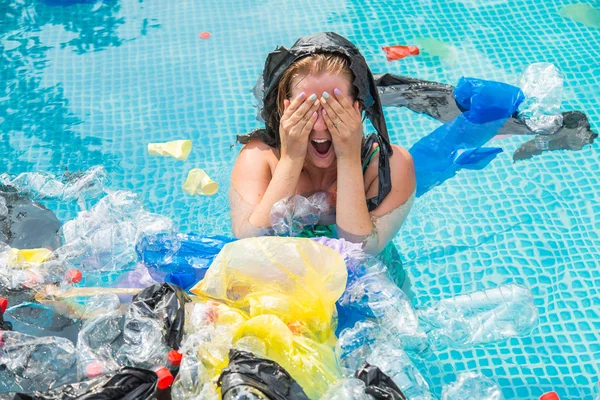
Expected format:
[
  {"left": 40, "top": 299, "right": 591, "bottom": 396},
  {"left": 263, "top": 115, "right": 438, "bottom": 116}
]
[
  {"left": 8, "top": 248, "right": 54, "bottom": 268},
  {"left": 147, "top": 139, "right": 192, "bottom": 161},
  {"left": 182, "top": 168, "right": 219, "bottom": 196}
]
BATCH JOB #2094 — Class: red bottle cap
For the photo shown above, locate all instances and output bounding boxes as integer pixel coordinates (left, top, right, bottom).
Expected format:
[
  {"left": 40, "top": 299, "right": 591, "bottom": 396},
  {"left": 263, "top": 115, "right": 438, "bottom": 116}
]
[
  {"left": 85, "top": 361, "right": 104, "bottom": 378},
  {"left": 540, "top": 392, "right": 560, "bottom": 400},
  {"left": 0, "top": 298, "right": 8, "bottom": 314},
  {"left": 199, "top": 31, "right": 211, "bottom": 39},
  {"left": 65, "top": 269, "right": 83, "bottom": 284},
  {"left": 155, "top": 366, "right": 174, "bottom": 389},
  {"left": 167, "top": 349, "right": 183, "bottom": 367}
]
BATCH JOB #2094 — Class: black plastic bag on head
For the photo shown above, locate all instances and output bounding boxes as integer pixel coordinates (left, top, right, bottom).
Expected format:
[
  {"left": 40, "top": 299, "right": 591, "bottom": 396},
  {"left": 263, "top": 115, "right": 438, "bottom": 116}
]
[
  {"left": 355, "top": 362, "right": 407, "bottom": 400},
  {"left": 129, "top": 283, "right": 190, "bottom": 350},
  {"left": 218, "top": 349, "right": 310, "bottom": 400},
  {"left": 12, "top": 367, "right": 158, "bottom": 400}
]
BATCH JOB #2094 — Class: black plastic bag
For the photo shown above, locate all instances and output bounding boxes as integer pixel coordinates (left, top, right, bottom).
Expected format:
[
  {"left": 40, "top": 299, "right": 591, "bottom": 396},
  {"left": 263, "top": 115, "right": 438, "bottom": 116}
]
[
  {"left": 218, "top": 349, "right": 310, "bottom": 400},
  {"left": 129, "top": 283, "right": 190, "bottom": 350},
  {"left": 0, "top": 185, "right": 62, "bottom": 250},
  {"left": 373, "top": 73, "right": 597, "bottom": 162},
  {"left": 355, "top": 361, "right": 407, "bottom": 400},
  {"left": 12, "top": 367, "right": 158, "bottom": 400}
]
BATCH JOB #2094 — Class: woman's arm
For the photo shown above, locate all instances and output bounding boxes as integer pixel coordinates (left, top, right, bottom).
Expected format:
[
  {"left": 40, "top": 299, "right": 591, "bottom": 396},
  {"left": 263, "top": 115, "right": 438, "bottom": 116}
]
[
  {"left": 335, "top": 146, "right": 415, "bottom": 254},
  {"left": 363, "top": 145, "right": 416, "bottom": 252},
  {"left": 335, "top": 155, "right": 374, "bottom": 236},
  {"left": 230, "top": 140, "right": 304, "bottom": 237}
]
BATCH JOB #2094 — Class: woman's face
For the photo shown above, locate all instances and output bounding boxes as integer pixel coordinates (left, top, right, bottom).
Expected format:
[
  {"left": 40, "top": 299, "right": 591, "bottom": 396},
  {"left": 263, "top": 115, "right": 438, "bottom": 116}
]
[{"left": 289, "top": 73, "right": 357, "bottom": 169}]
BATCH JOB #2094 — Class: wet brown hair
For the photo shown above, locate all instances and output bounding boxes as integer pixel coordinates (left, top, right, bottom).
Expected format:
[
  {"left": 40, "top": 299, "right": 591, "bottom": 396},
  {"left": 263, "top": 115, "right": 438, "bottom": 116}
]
[{"left": 274, "top": 53, "right": 360, "bottom": 127}]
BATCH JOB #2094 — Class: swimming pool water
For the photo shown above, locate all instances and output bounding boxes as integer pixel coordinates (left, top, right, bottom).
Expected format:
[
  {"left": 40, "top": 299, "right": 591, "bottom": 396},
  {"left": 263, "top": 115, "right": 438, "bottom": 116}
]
[{"left": 1, "top": 0, "right": 599, "bottom": 398}]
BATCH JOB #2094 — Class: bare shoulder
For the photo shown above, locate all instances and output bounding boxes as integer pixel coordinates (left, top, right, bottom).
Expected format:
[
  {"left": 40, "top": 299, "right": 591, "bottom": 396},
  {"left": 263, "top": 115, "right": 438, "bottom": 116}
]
[
  {"left": 233, "top": 138, "right": 277, "bottom": 172},
  {"left": 385, "top": 145, "right": 415, "bottom": 201},
  {"left": 365, "top": 143, "right": 416, "bottom": 214},
  {"left": 231, "top": 138, "right": 277, "bottom": 202}
]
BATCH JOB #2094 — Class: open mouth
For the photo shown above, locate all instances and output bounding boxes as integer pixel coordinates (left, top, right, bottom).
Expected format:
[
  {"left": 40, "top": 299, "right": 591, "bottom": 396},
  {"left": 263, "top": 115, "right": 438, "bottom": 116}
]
[{"left": 311, "top": 139, "right": 332, "bottom": 158}]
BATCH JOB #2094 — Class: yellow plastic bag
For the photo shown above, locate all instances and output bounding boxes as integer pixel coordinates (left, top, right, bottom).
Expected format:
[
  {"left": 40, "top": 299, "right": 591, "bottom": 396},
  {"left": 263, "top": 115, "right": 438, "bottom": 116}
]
[
  {"left": 233, "top": 314, "right": 341, "bottom": 399},
  {"left": 190, "top": 237, "right": 347, "bottom": 343}
]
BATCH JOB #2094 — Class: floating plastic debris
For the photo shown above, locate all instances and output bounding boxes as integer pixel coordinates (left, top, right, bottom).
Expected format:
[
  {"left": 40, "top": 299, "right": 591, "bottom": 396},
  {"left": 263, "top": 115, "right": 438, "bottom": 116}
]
[
  {"left": 415, "top": 37, "right": 459, "bottom": 65},
  {"left": 2, "top": 166, "right": 107, "bottom": 204},
  {"left": 382, "top": 45, "right": 420, "bottom": 61},
  {"left": 182, "top": 168, "right": 219, "bottom": 195},
  {"left": 441, "top": 372, "right": 504, "bottom": 400},
  {"left": 199, "top": 31, "right": 211, "bottom": 39},
  {"left": 147, "top": 139, "right": 192, "bottom": 161},
  {"left": 0, "top": 196, "right": 8, "bottom": 217},
  {"left": 559, "top": 3, "right": 600, "bottom": 29},
  {"left": 518, "top": 63, "right": 564, "bottom": 134},
  {"left": 418, "top": 284, "right": 539, "bottom": 349},
  {"left": 56, "top": 190, "right": 173, "bottom": 273}
]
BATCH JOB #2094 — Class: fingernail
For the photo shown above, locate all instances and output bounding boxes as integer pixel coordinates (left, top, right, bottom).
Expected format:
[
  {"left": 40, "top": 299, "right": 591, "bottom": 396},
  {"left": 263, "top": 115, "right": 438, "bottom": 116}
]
[
  {"left": 322, "top": 91, "right": 330, "bottom": 99},
  {"left": 308, "top": 93, "right": 317, "bottom": 101},
  {"left": 320, "top": 97, "right": 327, "bottom": 104},
  {"left": 299, "top": 92, "right": 306, "bottom": 99},
  {"left": 314, "top": 100, "right": 320, "bottom": 106},
  {"left": 322, "top": 108, "right": 327, "bottom": 115},
  {"left": 313, "top": 111, "right": 317, "bottom": 117},
  {"left": 334, "top": 88, "right": 341, "bottom": 96}
]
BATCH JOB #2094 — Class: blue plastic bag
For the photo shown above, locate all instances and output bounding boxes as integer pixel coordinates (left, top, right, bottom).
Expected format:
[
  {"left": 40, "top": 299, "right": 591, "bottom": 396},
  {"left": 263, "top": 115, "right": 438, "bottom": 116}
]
[
  {"left": 410, "top": 77, "right": 525, "bottom": 197},
  {"left": 135, "top": 233, "right": 235, "bottom": 290}
]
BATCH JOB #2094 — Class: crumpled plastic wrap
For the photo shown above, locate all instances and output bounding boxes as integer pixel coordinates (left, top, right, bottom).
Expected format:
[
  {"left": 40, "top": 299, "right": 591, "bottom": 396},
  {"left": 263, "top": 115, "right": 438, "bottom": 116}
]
[
  {"left": 0, "top": 245, "right": 80, "bottom": 291},
  {"left": 0, "top": 331, "right": 78, "bottom": 392},
  {"left": 441, "top": 372, "right": 504, "bottom": 400},
  {"left": 75, "top": 284, "right": 189, "bottom": 380},
  {"left": 269, "top": 192, "right": 335, "bottom": 237},
  {"left": 518, "top": 62, "right": 564, "bottom": 135},
  {"left": 55, "top": 191, "right": 173, "bottom": 274},
  {"left": 0, "top": 166, "right": 107, "bottom": 208}
]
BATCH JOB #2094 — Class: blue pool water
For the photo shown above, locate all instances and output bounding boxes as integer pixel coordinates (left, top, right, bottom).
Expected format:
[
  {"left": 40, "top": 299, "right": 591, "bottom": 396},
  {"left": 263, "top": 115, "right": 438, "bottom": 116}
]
[{"left": 1, "top": 0, "right": 599, "bottom": 398}]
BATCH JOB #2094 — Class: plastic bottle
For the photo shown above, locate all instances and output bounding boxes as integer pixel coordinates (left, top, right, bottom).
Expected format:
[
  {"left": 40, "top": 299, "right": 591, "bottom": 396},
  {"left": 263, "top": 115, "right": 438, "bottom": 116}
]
[
  {"left": 155, "top": 366, "right": 174, "bottom": 390},
  {"left": 167, "top": 349, "right": 183, "bottom": 375},
  {"left": 366, "top": 343, "right": 432, "bottom": 400},
  {"left": 418, "top": 284, "right": 538, "bottom": 349},
  {"left": 338, "top": 268, "right": 428, "bottom": 354},
  {"left": 0, "top": 331, "right": 78, "bottom": 392}
]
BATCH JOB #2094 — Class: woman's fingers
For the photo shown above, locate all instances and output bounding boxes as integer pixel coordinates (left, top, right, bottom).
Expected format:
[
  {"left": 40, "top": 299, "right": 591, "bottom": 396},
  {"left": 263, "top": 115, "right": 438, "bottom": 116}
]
[
  {"left": 332, "top": 88, "right": 355, "bottom": 113},
  {"left": 320, "top": 91, "right": 348, "bottom": 127},
  {"left": 321, "top": 108, "right": 339, "bottom": 134},
  {"left": 282, "top": 92, "right": 307, "bottom": 119},
  {"left": 301, "top": 111, "right": 319, "bottom": 135},
  {"left": 295, "top": 99, "right": 321, "bottom": 127}
]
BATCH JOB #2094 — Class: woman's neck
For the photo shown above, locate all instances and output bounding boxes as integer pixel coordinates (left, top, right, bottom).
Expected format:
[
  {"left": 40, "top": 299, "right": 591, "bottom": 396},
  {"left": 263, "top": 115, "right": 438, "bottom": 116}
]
[{"left": 302, "top": 162, "right": 338, "bottom": 191}]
